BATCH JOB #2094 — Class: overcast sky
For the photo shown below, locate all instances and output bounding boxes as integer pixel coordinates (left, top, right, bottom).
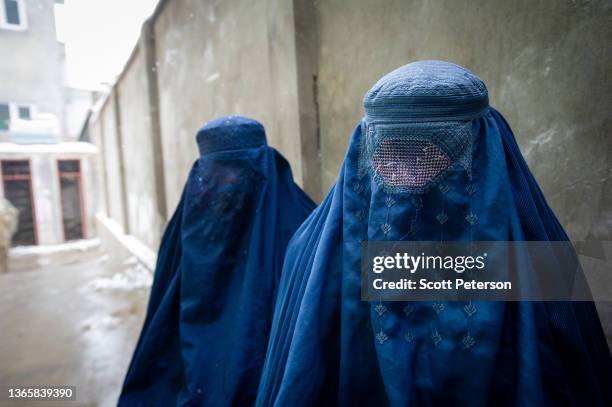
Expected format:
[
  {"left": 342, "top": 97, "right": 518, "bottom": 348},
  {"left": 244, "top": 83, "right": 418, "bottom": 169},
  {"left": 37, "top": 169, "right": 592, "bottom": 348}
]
[{"left": 55, "top": 0, "right": 159, "bottom": 90}]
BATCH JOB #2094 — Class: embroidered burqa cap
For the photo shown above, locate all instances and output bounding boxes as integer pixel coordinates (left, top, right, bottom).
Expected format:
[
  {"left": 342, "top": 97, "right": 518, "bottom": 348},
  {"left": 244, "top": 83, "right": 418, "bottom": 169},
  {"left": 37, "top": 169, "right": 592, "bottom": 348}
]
[
  {"left": 256, "top": 61, "right": 612, "bottom": 406},
  {"left": 196, "top": 115, "right": 267, "bottom": 154},
  {"left": 119, "top": 116, "right": 315, "bottom": 406}
]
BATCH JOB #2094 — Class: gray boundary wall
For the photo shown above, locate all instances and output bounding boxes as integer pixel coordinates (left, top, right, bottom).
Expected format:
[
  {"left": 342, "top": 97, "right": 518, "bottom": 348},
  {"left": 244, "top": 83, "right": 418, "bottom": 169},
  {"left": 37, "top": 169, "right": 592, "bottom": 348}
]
[
  {"left": 89, "top": 0, "right": 612, "bottom": 253},
  {"left": 91, "top": 0, "right": 322, "bottom": 250}
]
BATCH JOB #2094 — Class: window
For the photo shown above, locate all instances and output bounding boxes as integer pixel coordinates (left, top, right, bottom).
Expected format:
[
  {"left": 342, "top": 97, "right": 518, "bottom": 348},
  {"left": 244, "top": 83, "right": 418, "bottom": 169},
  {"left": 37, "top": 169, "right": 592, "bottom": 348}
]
[
  {"left": 17, "top": 105, "right": 31, "bottom": 120},
  {"left": 0, "top": 103, "right": 8, "bottom": 130},
  {"left": 1, "top": 160, "right": 37, "bottom": 245},
  {"left": 0, "top": 102, "right": 35, "bottom": 130},
  {"left": 4, "top": 0, "right": 18, "bottom": 24},
  {"left": 0, "top": 0, "right": 26, "bottom": 30}
]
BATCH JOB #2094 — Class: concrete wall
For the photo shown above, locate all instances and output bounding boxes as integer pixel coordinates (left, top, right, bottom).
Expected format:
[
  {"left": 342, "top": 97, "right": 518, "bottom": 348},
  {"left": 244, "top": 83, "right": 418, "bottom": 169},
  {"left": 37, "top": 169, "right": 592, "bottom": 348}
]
[
  {"left": 98, "top": 93, "right": 127, "bottom": 231},
  {"left": 310, "top": 0, "right": 612, "bottom": 347},
  {"left": 153, "top": 0, "right": 312, "bottom": 211},
  {"left": 0, "top": 0, "right": 65, "bottom": 139},
  {"left": 314, "top": 0, "right": 612, "bottom": 242},
  {"left": 64, "top": 87, "right": 97, "bottom": 141},
  {"left": 90, "top": 0, "right": 321, "bottom": 247},
  {"left": 88, "top": 114, "right": 108, "bottom": 217},
  {"left": 88, "top": 0, "right": 611, "bottom": 250},
  {"left": 116, "top": 46, "right": 165, "bottom": 249},
  {"left": 31, "top": 154, "right": 62, "bottom": 244},
  {"left": 86, "top": 0, "right": 611, "bottom": 343}
]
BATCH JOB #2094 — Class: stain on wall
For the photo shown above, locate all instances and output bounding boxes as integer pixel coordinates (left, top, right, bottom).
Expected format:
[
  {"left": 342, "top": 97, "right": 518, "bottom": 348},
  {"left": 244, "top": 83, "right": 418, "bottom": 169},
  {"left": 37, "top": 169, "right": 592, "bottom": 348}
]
[
  {"left": 312, "top": 0, "right": 612, "bottom": 346},
  {"left": 99, "top": 94, "right": 126, "bottom": 230},
  {"left": 153, "top": 0, "right": 305, "bottom": 212},
  {"left": 90, "top": 0, "right": 612, "bottom": 296},
  {"left": 314, "top": 0, "right": 612, "bottom": 242},
  {"left": 116, "top": 47, "right": 164, "bottom": 250}
]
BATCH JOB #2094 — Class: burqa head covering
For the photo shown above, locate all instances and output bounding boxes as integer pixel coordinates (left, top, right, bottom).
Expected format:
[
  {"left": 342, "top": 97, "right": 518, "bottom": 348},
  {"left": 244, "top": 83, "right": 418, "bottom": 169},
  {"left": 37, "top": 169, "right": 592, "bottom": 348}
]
[
  {"left": 118, "top": 116, "right": 315, "bottom": 406},
  {"left": 256, "top": 61, "right": 612, "bottom": 406}
]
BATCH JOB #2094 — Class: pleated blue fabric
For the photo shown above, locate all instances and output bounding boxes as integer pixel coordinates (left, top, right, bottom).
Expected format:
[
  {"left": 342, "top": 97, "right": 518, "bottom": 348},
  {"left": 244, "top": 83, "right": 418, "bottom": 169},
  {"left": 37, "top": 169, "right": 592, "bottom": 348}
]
[
  {"left": 118, "top": 116, "right": 315, "bottom": 407},
  {"left": 256, "top": 61, "right": 612, "bottom": 406}
]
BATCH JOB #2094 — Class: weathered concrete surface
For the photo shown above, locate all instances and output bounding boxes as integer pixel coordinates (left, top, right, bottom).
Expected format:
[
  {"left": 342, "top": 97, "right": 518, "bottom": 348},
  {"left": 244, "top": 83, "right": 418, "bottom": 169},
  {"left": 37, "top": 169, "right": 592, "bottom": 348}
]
[
  {"left": 88, "top": 116, "right": 109, "bottom": 218},
  {"left": 28, "top": 155, "right": 63, "bottom": 244},
  {"left": 0, "top": 0, "right": 65, "bottom": 141},
  {"left": 85, "top": 0, "right": 612, "bottom": 344},
  {"left": 95, "top": 214, "right": 158, "bottom": 272},
  {"left": 82, "top": 153, "right": 101, "bottom": 240},
  {"left": 0, "top": 254, "right": 149, "bottom": 407},
  {"left": 314, "top": 0, "right": 612, "bottom": 342},
  {"left": 99, "top": 94, "right": 127, "bottom": 231},
  {"left": 153, "top": 0, "right": 308, "bottom": 211},
  {"left": 116, "top": 47, "right": 165, "bottom": 250},
  {"left": 314, "top": 0, "right": 612, "bottom": 242},
  {"left": 88, "top": 0, "right": 612, "bottom": 235}
]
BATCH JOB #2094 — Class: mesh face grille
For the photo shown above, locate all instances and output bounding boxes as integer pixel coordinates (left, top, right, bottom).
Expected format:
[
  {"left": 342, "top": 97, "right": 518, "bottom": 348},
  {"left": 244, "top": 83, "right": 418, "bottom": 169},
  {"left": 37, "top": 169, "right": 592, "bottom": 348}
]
[{"left": 371, "top": 138, "right": 451, "bottom": 188}]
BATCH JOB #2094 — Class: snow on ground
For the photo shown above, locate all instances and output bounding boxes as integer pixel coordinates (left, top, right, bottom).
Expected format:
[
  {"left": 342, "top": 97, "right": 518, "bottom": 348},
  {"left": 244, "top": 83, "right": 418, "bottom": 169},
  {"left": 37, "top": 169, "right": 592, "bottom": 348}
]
[
  {"left": 0, "top": 141, "right": 98, "bottom": 154},
  {"left": 0, "top": 250, "right": 150, "bottom": 407},
  {"left": 87, "top": 256, "right": 152, "bottom": 292},
  {"left": 96, "top": 214, "right": 157, "bottom": 271},
  {"left": 9, "top": 238, "right": 103, "bottom": 270},
  {"left": 10, "top": 238, "right": 101, "bottom": 256}
]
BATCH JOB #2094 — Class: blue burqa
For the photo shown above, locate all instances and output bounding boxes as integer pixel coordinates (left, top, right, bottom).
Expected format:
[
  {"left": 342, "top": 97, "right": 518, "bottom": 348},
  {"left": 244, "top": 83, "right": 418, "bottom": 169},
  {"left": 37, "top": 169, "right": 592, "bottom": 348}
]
[
  {"left": 256, "top": 61, "right": 612, "bottom": 406},
  {"left": 118, "top": 116, "right": 315, "bottom": 406}
]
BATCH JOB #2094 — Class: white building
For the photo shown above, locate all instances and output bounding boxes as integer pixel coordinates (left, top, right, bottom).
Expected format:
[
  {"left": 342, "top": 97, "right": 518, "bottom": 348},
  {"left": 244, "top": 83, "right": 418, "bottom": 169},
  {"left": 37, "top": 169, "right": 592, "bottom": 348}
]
[
  {"left": 0, "top": 0, "right": 101, "bottom": 247},
  {"left": 0, "top": 142, "right": 98, "bottom": 245}
]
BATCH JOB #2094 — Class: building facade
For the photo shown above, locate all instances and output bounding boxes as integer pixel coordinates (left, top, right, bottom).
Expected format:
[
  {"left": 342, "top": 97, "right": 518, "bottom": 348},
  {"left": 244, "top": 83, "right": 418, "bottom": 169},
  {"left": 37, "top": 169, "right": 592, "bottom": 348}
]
[
  {"left": 0, "top": 0, "right": 65, "bottom": 144},
  {"left": 0, "top": 0, "right": 99, "bottom": 248},
  {"left": 0, "top": 142, "right": 98, "bottom": 246}
]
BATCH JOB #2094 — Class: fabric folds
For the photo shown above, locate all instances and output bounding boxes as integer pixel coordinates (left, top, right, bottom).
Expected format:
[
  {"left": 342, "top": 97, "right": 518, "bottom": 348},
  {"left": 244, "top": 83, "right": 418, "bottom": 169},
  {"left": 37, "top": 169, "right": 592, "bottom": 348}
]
[
  {"left": 256, "top": 61, "right": 612, "bottom": 407},
  {"left": 118, "top": 116, "right": 315, "bottom": 407}
]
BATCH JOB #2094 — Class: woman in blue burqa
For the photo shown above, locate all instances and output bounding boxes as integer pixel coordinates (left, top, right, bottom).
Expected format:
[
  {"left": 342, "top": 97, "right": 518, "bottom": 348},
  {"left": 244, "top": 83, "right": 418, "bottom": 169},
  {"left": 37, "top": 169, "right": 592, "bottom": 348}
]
[
  {"left": 256, "top": 61, "right": 612, "bottom": 406},
  {"left": 118, "top": 116, "right": 315, "bottom": 406}
]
